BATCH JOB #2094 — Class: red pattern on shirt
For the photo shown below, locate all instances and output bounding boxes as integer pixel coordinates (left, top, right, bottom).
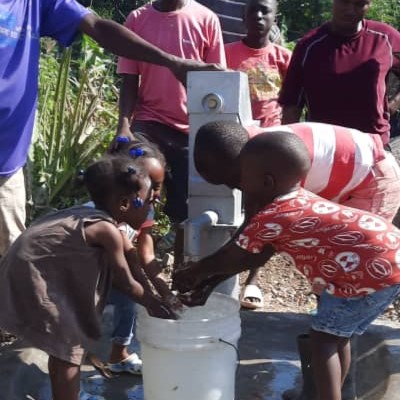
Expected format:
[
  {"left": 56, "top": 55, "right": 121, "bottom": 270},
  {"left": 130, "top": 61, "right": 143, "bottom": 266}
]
[{"left": 236, "top": 189, "right": 400, "bottom": 297}]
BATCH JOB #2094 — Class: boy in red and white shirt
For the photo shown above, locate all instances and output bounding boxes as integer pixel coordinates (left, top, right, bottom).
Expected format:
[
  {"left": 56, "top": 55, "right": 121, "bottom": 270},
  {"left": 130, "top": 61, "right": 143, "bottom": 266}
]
[
  {"left": 194, "top": 119, "right": 400, "bottom": 310},
  {"left": 195, "top": 120, "right": 400, "bottom": 221},
  {"left": 174, "top": 131, "right": 400, "bottom": 400}
]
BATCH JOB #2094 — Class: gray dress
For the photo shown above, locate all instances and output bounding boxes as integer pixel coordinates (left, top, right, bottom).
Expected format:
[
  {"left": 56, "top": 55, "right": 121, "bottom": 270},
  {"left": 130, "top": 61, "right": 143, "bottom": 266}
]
[{"left": 0, "top": 206, "right": 115, "bottom": 365}]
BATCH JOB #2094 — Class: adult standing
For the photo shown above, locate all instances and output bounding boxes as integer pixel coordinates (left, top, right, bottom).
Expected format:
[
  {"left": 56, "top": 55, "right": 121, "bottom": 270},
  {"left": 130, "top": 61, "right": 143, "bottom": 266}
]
[
  {"left": 116, "top": 0, "right": 225, "bottom": 231},
  {"left": 278, "top": 0, "right": 400, "bottom": 147},
  {"left": 0, "top": 0, "right": 222, "bottom": 258}
]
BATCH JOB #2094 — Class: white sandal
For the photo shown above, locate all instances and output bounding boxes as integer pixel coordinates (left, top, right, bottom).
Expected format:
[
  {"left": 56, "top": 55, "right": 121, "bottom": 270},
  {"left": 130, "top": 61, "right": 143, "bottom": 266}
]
[{"left": 240, "top": 284, "right": 264, "bottom": 310}]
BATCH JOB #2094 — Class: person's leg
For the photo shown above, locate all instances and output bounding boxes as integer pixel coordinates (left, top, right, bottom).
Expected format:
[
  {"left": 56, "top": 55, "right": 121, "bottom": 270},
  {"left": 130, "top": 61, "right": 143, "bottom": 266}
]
[
  {"left": 48, "top": 355, "right": 80, "bottom": 400},
  {"left": 107, "top": 289, "right": 142, "bottom": 374},
  {"left": 108, "top": 289, "right": 136, "bottom": 363},
  {"left": 310, "top": 285, "right": 400, "bottom": 400},
  {"left": 0, "top": 168, "right": 26, "bottom": 256},
  {"left": 310, "top": 330, "right": 344, "bottom": 400},
  {"left": 338, "top": 338, "right": 351, "bottom": 386}
]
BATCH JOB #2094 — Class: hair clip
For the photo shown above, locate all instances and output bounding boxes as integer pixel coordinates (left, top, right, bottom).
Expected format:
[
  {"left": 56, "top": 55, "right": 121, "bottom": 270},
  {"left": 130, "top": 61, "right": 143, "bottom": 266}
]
[
  {"left": 132, "top": 197, "right": 144, "bottom": 209},
  {"left": 127, "top": 166, "right": 136, "bottom": 175},
  {"left": 129, "top": 148, "right": 145, "bottom": 158},
  {"left": 116, "top": 136, "right": 130, "bottom": 144},
  {"left": 76, "top": 169, "right": 85, "bottom": 181}
]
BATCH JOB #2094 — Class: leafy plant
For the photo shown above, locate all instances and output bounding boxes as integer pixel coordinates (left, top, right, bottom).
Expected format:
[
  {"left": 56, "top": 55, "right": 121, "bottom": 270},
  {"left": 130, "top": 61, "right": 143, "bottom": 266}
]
[{"left": 30, "top": 35, "right": 118, "bottom": 218}]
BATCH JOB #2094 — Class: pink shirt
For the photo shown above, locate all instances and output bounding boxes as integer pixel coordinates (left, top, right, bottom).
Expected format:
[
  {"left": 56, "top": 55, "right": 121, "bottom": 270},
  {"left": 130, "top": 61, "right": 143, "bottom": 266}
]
[
  {"left": 117, "top": 1, "right": 226, "bottom": 133},
  {"left": 278, "top": 20, "right": 400, "bottom": 145},
  {"left": 225, "top": 41, "right": 291, "bottom": 127},
  {"left": 247, "top": 122, "right": 385, "bottom": 202},
  {"left": 237, "top": 188, "right": 400, "bottom": 297}
]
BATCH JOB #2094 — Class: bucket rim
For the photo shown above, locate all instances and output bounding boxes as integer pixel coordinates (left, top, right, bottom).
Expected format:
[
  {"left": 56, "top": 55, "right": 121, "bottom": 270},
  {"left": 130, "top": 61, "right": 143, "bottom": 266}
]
[{"left": 139, "top": 293, "right": 240, "bottom": 323}]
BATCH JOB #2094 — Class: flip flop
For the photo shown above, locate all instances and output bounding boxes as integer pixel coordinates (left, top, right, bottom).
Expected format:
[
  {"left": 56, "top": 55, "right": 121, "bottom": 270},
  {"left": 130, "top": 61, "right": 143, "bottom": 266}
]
[
  {"left": 87, "top": 353, "right": 113, "bottom": 379},
  {"left": 240, "top": 284, "right": 264, "bottom": 310}
]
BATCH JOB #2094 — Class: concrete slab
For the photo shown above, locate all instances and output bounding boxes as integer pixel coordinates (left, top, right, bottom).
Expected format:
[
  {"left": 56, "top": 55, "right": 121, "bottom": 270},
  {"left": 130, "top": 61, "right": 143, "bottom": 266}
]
[{"left": 0, "top": 308, "right": 399, "bottom": 400}]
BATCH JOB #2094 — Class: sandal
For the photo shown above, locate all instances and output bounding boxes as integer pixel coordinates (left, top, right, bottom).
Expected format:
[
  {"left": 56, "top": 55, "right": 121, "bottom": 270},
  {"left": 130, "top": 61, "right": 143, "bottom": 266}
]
[
  {"left": 240, "top": 284, "right": 264, "bottom": 310},
  {"left": 106, "top": 353, "right": 143, "bottom": 375}
]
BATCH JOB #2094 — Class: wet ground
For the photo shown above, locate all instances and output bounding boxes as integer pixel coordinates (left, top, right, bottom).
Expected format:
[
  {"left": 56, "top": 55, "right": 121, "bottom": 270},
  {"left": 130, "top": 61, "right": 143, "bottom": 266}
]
[{"left": 0, "top": 305, "right": 399, "bottom": 400}]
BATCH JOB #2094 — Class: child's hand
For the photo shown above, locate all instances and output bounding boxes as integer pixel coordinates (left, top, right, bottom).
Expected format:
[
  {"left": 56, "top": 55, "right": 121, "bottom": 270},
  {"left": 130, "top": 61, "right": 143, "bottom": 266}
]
[
  {"left": 144, "top": 294, "right": 178, "bottom": 319},
  {"left": 163, "top": 292, "right": 184, "bottom": 312},
  {"left": 178, "top": 282, "right": 214, "bottom": 307},
  {"left": 172, "top": 262, "right": 203, "bottom": 293}
]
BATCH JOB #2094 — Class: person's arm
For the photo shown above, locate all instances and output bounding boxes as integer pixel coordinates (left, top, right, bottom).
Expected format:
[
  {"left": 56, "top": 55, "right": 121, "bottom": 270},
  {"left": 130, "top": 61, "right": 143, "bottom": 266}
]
[
  {"left": 278, "top": 41, "right": 306, "bottom": 123},
  {"left": 137, "top": 228, "right": 179, "bottom": 301},
  {"left": 115, "top": 74, "right": 140, "bottom": 141},
  {"left": 79, "top": 14, "right": 224, "bottom": 85},
  {"left": 282, "top": 105, "right": 303, "bottom": 124},
  {"left": 85, "top": 220, "right": 175, "bottom": 318},
  {"left": 203, "top": 13, "right": 227, "bottom": 67},
  {"left": 173, "top": 239, "right": 275, "bottom": 294}
]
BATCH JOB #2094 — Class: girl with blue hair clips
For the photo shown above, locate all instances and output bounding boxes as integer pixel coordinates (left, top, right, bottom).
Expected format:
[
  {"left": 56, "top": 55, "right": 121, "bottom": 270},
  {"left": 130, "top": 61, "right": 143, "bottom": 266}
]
[
  {"left": 0, "top": 155, "right": 176, "bottom": 400},
  {"left": 104, "top": 138, "right": 182, "bottom": 376}
]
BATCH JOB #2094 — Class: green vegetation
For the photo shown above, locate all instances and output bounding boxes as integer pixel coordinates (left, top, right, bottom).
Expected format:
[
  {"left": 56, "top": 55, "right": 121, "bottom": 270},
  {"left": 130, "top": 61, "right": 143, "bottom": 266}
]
[{"left": 31, "top": 35, "right": 118, "bottom": 218}]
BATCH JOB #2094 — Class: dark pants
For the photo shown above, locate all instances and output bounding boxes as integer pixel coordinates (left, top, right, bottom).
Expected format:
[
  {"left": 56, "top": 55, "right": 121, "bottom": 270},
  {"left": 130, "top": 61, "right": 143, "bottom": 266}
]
[{"left": 132, "top": 120, "right": 188, "bottom": 223}]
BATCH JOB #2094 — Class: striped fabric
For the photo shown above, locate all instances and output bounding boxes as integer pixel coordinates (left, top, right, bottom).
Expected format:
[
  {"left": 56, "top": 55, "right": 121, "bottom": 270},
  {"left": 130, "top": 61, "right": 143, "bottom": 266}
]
[{"left": 250, "top": 122, "right": 386, "bottom": 202}]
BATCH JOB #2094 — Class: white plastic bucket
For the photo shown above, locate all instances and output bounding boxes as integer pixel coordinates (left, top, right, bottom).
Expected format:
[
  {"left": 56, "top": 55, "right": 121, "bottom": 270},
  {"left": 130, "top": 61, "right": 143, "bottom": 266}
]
[{"left": 137, "top": 293, "right": 241, "bottom": 400}]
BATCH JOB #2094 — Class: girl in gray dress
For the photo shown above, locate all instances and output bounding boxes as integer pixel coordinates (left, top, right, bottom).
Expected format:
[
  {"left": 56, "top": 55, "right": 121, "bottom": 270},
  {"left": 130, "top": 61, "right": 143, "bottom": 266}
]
[{"left": 0, "top": 154, "right": 175, "bottom": 400}]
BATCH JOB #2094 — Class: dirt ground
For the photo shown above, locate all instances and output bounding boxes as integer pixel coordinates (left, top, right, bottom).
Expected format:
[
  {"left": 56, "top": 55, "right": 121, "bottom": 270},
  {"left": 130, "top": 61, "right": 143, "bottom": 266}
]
[{"left": 242, "top": 254, "right": 400, "bottom": 322}]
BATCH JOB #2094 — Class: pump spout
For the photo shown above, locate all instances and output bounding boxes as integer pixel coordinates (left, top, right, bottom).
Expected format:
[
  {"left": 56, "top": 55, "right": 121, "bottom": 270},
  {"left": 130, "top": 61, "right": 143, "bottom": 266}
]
[{"left": 183, "top": 210, "right": 219, "bottom": 262}]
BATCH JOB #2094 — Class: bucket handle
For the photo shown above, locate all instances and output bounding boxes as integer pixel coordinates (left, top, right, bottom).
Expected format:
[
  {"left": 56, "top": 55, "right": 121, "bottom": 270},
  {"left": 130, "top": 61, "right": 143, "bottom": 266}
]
[{"left": 218, "top": 338, "right": 241, "bottom": 393}]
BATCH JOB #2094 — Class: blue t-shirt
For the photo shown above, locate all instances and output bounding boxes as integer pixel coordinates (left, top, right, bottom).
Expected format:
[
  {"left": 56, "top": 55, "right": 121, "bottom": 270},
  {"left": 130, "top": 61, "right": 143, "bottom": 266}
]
[{"left": 0, "top": 0, "right": 90, "bottom": 176}]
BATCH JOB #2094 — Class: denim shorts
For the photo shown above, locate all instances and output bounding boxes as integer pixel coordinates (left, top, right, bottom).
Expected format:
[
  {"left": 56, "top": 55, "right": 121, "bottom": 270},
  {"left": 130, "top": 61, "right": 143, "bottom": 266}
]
[{"left": 311, "top": 284, "right": 400, "bottom": 337}]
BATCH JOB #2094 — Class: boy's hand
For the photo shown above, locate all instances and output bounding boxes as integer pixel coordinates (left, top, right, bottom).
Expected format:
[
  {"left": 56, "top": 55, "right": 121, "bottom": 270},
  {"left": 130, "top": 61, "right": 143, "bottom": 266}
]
[
  {"left": 143, "top": 293, "right": 178, "bottom": 319},
  {"left": 178, "top": 283, "right": 214, "bottom": 307},
  {"left": 172, "top": 262, "right": 204, "bottom": 293}
]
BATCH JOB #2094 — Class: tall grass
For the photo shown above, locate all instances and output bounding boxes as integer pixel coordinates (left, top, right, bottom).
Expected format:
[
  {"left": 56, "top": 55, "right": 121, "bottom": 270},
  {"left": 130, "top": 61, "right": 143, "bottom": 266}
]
[{"left": 31, "top": 35, "right": 118, "bottom": 217}]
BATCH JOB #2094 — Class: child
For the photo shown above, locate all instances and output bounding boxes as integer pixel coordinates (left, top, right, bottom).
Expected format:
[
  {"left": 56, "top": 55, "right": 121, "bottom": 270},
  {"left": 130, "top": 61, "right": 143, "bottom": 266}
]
[
  {"left": 225, "top": 0, "right": 291, "bottom": 128},
  {"left": 105, "top": 140, "right": 181, "bottom": 375},
  {"left": 224, "top": 0, "right": 291, "bottom": 307},
  {"left": 0, "top": 155, "right": 175, "bottom": 400},
  {"left": 174, "top": 131, "right": 400, "bottom": 400},
  {"left": 194, "top": 120, "right": 400, "bottom": 221},
  {"left": 194, "top": 119, "right": 400, "bottom": 311}
]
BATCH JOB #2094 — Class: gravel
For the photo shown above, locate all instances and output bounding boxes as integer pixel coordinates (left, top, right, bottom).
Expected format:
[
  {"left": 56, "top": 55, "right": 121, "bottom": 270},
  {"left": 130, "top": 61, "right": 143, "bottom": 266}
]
[{"left": 244, "top": 254, "right": 400, "bottom": 323}]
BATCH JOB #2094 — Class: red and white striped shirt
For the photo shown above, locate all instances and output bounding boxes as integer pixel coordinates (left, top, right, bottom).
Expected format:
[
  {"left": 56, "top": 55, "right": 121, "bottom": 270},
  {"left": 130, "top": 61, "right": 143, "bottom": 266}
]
[{"left": 247, "top": 122, "right": 386, "bottom": 202}]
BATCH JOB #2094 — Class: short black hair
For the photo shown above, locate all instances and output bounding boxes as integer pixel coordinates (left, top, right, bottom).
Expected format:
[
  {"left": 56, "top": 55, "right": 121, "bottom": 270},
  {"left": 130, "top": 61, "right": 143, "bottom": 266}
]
[
  {"left": 241, "top": 131, "right": 311, "bottom": 182},
  {"left": 83, "top": 155, "right": 148, "bottom": 208},
  {"left": 194, "top": 120, "right": 248, "bottom": 171}
]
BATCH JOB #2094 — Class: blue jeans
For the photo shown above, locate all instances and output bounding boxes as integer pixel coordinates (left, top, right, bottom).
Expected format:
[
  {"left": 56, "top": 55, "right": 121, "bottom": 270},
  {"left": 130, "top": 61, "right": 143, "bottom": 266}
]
[
  {"left": 108, "top": 289, "right": 136, "bottom": 346},
  {"left": 312, "top": 284, "right": 400, "bottom": 337}
]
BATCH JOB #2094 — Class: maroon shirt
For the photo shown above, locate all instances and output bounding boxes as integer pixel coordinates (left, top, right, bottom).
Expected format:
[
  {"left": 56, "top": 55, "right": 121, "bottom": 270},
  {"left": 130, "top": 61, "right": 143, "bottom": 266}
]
[{"left": 279, "top": 20, "right": 400, "bottom": 145}]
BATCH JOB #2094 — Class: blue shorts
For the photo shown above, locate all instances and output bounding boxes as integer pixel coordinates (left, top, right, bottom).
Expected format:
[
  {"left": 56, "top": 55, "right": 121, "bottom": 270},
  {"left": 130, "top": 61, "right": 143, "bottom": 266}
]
[{"left": 311, "top": 285, "right": 400, "bottom": 337}]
